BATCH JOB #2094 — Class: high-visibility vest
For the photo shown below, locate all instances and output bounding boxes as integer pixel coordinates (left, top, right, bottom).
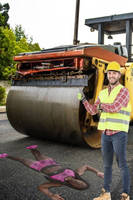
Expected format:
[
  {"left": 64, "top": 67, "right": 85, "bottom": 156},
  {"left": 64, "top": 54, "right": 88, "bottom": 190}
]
[{"left": 98, "top": 84, "right": 131, "bottom": 132}]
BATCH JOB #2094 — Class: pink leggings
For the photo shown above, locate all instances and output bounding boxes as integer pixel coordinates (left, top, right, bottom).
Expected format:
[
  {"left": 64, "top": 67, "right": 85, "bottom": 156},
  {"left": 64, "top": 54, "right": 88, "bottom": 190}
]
[{"left": 30, "top": 159, "right": 57, "bottom": 171}]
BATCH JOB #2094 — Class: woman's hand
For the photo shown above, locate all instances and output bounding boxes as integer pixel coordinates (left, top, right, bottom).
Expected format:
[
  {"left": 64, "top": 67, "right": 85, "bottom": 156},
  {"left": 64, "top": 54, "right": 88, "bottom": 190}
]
[
  {"left": 51, "top": 194, "right": 64, "bottom": 200},
  {"left": 97, "top": 171, "right": 104, "bottom": 178}
]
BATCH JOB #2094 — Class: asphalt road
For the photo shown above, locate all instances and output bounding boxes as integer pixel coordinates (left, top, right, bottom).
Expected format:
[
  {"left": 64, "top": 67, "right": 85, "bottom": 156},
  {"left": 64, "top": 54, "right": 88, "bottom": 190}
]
[{"left": 0, "top": 113, "right": 133, "bottom": 200}]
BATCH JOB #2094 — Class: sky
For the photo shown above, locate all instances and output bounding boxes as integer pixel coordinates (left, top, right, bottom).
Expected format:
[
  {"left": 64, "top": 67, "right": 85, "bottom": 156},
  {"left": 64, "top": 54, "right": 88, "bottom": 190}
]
[{"left": 1, "top": 0, "right": 133, "bottom": 49}]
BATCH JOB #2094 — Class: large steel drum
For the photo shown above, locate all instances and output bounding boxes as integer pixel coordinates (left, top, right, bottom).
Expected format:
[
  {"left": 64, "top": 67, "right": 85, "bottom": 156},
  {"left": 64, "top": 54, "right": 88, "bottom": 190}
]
[{"left": 6, "top": 86, "right": 102, "bottom": 148}]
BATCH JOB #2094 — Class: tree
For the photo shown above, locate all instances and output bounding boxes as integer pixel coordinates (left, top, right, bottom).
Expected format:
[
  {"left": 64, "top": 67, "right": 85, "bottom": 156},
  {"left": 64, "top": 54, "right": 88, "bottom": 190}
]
[
  {"left": 14, "top": 25, "right": 40, "bottom": 51},
  {"left": 0, "top": 5, "right": 41, "bottom": 80},
  {"left": 14, "top": 25, "right": 27, "bottom": 41},
  {"left": 14, "top": 25, "right": 41, "bottom": 52},
  {"left": 0, "top": 86, "right": 6, "bottom": 105},
  {"left": 0, "top": 3, "right": 10, "bottom": 27},
  {"left": 28, "top": 42, "right": 41, "bottom": 52},
  {"left": 0, "top": 26, "right": 41, "bottom": 80},
  {"left": 0, "top": 27, "right": 16, "bottom": 79},
  {"left": 0, "top": 25, "right": 41, "bottom": 80}
]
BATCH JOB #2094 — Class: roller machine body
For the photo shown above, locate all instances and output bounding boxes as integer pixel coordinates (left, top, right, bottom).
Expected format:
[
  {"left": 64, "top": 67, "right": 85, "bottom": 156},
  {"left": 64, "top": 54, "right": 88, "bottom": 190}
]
[{"left": 6, "top": 44, "right": 133, "bottom": 148}]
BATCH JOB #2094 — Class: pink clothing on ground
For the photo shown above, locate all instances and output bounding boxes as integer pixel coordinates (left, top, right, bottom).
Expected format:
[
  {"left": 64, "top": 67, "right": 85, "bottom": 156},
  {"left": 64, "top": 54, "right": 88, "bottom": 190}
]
[
  {"left": 30, "top": 159, "right": 57, "bottom": 171},
  {"left": 50, "top": 169, "right": 75, "bottom": 182}
]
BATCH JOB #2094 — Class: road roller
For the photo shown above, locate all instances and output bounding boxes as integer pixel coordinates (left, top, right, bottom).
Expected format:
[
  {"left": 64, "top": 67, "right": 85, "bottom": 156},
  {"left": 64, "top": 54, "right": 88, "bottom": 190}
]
[{"left": 6, "top": 43, "right": 133, "bottom": 148}]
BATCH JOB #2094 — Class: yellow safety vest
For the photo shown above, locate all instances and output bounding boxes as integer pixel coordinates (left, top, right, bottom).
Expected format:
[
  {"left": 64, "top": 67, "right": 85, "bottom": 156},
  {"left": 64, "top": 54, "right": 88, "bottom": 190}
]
[{"left": 98, "top": 84, "right": 131, "bottom": 132}]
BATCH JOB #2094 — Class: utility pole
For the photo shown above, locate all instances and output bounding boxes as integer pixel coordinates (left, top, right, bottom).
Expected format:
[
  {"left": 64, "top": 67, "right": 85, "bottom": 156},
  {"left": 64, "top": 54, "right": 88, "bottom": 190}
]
[{"left": 73, "top": 0, "right": 80, "bottom": 45}]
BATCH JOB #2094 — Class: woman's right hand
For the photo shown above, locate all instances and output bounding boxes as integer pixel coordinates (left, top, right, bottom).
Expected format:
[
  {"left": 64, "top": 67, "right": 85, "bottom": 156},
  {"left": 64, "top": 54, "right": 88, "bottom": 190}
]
[{"left": 51, "top": 194, "right": 64, "bottom": 200}]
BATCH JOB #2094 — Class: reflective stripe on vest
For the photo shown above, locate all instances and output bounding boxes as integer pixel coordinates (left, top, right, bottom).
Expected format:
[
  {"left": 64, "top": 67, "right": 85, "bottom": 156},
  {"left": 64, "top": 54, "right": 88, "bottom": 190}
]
[
  {"left": 98, "top": 84, "right": 131, "bottom": 132},
  {"left": 100, "top": 118, "right": 129, "bottom": 125},
  {"left": 102, "top": 109, "right": 130, "bottom": 116},
  {"left": 117, "top": 110, "right": 130, "bottom": 115}
]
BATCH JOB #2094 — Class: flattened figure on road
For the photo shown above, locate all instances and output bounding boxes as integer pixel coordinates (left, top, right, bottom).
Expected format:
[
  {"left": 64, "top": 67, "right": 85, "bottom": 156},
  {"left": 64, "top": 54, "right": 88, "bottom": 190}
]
[{"left": 0, "top": 145, "right": 104, "bottom": 200}]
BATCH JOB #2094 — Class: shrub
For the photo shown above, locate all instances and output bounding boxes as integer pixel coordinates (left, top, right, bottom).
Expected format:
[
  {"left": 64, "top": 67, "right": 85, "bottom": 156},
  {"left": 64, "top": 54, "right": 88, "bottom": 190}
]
[{"left": 0, "top": 86, "right": 6, "bottom": 105}]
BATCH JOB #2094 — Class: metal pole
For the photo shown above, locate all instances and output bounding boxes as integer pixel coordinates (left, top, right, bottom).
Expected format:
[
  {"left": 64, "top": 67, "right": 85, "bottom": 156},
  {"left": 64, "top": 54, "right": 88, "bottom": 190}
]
[
  {"left": 73, "top": 0, "right": 80, "bottom": 45},
  {"left": 98, "top": 24, "right": 104, "bottom": 44},
  {"left": 126, "top": 20, "right": 132, "bottom": 61}
]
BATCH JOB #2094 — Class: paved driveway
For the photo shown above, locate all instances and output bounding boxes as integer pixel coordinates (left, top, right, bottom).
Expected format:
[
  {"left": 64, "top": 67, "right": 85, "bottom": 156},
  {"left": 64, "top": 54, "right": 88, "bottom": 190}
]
[{"left": 0, "top": 113, "right": 133, "bottom": 200}]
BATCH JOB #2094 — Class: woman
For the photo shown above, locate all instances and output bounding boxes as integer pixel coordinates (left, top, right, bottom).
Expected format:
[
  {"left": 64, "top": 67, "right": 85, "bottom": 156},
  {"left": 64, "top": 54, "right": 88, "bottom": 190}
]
[{"left": 0, "top": 145, "right": 104, "bottom": 200}]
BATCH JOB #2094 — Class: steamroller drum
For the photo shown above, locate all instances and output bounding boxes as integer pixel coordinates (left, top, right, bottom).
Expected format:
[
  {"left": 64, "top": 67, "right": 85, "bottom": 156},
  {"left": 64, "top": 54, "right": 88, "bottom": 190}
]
[{"left": 6, "top": 86, "right": 102, "bottom": 148}]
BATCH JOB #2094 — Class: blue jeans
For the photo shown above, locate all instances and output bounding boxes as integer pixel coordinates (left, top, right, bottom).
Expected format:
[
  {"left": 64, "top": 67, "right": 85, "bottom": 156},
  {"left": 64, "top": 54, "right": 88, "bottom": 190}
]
[{"left": 101, "top": 131, "right": 130, "bottom": 194}]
